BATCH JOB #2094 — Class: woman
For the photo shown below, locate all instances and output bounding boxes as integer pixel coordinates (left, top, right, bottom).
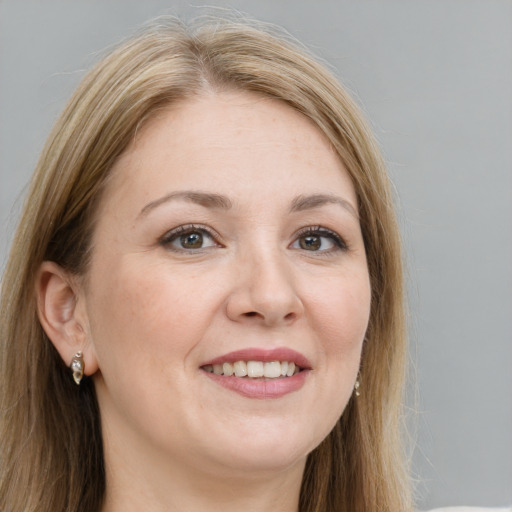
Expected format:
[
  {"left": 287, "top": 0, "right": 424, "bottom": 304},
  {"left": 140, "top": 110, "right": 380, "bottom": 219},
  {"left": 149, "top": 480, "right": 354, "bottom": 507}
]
[{"left": 0, "top": 14, "right": 468, "bottom": 512}]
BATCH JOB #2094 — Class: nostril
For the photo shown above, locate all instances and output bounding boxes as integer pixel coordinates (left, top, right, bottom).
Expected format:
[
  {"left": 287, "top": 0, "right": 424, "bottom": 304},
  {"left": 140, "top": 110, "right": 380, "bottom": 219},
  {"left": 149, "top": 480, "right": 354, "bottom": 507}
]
[{"left": 242, "top": 311, "right": 297, "bottom": 321}]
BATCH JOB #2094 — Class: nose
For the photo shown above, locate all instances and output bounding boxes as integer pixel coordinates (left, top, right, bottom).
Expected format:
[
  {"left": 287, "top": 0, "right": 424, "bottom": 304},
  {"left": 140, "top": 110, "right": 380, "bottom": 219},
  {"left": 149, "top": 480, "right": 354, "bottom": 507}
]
[{"left": 225, "top": 248, "right": 304, "bottom": 327}]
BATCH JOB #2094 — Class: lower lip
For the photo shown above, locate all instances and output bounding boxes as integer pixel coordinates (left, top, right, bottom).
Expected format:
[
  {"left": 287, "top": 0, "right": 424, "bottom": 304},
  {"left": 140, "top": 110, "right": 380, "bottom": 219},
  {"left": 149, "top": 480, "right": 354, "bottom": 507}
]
[{"left": 202, "top": 370, "right": 309, "bottom": 399}]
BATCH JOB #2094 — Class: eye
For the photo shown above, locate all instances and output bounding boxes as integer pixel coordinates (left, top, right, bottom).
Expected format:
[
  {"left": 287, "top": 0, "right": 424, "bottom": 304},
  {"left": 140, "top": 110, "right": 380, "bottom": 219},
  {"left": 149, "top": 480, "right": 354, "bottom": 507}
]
[
  {"left": 291, "top": 227, "right": 347, "bottom": 253},
  {"left": 160, "top": 225, "right": 218, "bottom": 251}
]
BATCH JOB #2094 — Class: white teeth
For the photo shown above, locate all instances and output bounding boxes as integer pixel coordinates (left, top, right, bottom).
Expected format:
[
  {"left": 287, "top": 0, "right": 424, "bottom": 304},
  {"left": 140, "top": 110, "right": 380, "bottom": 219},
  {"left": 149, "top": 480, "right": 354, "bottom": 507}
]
[
  {"left": 264, "top": 361, "right": 281, "bottom": 378},
  {"left": 222, "top": 362, "right": 234, "bottom": 376},
  {"left": 233, "top": 360, "right": 248, "bottom": 377},
  {"left": 204, "top": 360, "right": 302, "bottom": 379},
  {"left": 247, "top": 361, "right": 264, "bottom": 378}
]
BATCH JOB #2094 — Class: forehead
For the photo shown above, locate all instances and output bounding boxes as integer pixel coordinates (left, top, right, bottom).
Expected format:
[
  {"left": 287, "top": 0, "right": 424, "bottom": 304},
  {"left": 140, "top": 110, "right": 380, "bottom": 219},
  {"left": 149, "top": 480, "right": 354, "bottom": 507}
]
[{"left": 102, "top": 91, "right": 356, "bottom": 216}]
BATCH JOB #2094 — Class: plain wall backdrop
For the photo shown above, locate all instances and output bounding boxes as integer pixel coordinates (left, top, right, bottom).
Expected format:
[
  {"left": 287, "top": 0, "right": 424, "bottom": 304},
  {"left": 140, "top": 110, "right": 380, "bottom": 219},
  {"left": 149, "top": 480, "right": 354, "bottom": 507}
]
[{"left": 1, "top": 0, "right": 511, "bottom": 509}]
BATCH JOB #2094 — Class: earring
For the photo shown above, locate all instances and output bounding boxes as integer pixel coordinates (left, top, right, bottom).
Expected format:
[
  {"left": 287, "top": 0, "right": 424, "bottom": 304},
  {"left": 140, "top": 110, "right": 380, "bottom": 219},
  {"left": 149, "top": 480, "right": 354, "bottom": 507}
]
[
  {"left": 354, "top": 375, "right": 361, "bottom": 397},
  {"left": 70, "top": 351, "right": 84, "bottom": 385}
]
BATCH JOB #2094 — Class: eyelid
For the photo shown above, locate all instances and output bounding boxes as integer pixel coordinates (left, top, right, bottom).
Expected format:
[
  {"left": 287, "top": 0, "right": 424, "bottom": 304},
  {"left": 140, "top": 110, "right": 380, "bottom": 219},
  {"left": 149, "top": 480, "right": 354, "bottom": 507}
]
[
  {"left": 159, "top": 223, "right": 222, "bottom": 251},
  {"left": 158, "top": 223, "right": 347, "bottom": 254},
  {"left": 291, "top": 225, "right": 348, "bottom": 252}
]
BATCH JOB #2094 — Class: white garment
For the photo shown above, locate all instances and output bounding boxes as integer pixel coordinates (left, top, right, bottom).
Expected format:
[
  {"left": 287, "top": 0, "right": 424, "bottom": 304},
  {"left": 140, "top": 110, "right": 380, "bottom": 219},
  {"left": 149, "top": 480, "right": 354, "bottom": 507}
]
[{"left": 427, "top": 507, "right": 512, "bottom": 512}]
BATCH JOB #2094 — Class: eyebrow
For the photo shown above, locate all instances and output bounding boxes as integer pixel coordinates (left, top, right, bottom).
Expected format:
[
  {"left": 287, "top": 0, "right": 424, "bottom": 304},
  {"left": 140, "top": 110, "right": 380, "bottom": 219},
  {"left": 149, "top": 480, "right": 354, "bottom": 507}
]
[
  {"left": 289, "top": 194, "right": 358, "bottom": 217},
  {"left": 138, "top": 191, "right": 232, "bottom": 218},
  {"left": 138, "top": 190, "right": 357, "bottom": 219}
]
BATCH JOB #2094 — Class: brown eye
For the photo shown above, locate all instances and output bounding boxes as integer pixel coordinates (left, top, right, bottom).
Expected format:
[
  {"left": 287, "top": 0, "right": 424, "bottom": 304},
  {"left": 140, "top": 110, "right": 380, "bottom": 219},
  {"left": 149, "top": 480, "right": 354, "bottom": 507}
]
[
  {"left": 180, "top": 232, "right": 203, "bottom": 249},
  {"left": 299, "top": 235, "right": 322, "bottom": 251},
  {"left": 291, "top": 227, "right": 347, "bottom": 253},
  {"left": 161, "top": 225, "right": 218, "bottom": 251}
]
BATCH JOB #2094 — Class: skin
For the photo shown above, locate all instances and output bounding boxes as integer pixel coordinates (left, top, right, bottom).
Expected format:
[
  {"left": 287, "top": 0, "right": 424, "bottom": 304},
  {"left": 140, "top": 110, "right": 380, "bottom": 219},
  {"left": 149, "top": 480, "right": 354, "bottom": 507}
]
[{"left": 39, "top": 91, "right": 371, "bottom": 512}]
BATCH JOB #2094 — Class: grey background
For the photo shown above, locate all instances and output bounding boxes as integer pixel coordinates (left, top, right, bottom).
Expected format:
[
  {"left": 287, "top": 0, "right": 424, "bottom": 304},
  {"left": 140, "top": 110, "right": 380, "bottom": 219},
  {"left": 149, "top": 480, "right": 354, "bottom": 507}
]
[{"left": 1, "top": 0, "right": 511, "bottom": 509}]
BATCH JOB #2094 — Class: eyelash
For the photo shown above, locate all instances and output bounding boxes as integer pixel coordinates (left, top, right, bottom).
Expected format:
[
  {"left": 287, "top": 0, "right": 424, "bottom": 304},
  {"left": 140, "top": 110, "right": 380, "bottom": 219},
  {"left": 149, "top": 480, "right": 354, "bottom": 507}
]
[
  {"left": 292, "top": 226, "right": 348, "bottom": 254},
  {"left": 159, "top": 224, "right": 220, "bottom": 252},
  {"left": 159, "top": 224, "right": 348, "bottom": 254}
]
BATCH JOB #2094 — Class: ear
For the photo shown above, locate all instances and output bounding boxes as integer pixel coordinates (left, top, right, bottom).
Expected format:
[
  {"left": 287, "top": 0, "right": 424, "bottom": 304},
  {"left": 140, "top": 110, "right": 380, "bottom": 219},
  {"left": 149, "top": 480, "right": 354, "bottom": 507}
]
[{"left": 36, "top": 261, "right": 99, "bottom": 376}]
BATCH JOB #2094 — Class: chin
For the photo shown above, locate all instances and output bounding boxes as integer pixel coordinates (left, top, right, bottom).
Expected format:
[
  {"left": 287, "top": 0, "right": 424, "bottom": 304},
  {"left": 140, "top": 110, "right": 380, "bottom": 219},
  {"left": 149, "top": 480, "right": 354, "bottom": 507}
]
[
  {"left": 195, "top": 417, "right": 329, "bottom": 476},
  {"left": 209, "top": 443, "right": 309, "bottom": 476}
]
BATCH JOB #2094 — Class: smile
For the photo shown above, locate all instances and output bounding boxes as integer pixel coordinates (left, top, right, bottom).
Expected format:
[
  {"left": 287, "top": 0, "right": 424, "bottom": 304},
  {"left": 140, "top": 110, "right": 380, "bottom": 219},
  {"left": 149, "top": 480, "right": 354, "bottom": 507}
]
[
  {"left": 200, "top": 348, "right": 311, "bottom": 399},
  {"left": 202, "top": 360, "right": 301, "bottom": 379}
]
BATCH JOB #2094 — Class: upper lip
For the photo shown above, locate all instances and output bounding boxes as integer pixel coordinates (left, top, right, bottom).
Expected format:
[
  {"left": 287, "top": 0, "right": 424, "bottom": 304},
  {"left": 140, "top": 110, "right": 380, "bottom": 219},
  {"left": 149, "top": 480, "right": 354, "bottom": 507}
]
[{"left": 201, "top": 347, "right": 312, "bottom": 370}]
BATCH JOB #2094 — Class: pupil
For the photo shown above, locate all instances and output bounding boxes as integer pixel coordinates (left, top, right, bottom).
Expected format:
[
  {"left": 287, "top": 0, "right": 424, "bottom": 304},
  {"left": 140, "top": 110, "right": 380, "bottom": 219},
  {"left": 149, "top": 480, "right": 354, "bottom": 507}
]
[
  {"left": 181, "top": 232, "right": 202, "bottom": 248},
  {"left": 301, "top": 235, "right": 321, "bottom": 250}
]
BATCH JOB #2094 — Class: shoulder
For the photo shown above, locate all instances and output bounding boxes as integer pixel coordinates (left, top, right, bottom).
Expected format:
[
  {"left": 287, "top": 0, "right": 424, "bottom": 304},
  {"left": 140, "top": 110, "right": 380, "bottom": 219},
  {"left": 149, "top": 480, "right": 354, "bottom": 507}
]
[{"left": 425, "top": 508, "right": 512, "bottom": 512}]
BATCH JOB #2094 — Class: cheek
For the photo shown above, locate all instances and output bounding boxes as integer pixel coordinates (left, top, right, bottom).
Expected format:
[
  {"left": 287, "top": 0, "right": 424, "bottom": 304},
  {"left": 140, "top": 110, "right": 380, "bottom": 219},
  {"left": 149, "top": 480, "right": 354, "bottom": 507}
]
[
  {"left": 295, "top": 273, "right": 370, "bottom": 451},
  {"left": 84, "top": 261, "right": 221, "bottom": 434},
  {"left": 86, "top": 260, "right": 211, "bottom": 369},
  {"left": 312, "top": 272, "right": 371, "bottom": 353},
  {"left": 308, "top": 270, "right": 370, "bottom": 403}
]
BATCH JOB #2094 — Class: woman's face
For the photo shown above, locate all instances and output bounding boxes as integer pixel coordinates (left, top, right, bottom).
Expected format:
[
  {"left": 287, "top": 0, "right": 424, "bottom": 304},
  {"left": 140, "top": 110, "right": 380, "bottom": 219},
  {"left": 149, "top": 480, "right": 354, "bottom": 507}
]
[{"left": 80, "top": 91, "right": 371, "bottom": 478}]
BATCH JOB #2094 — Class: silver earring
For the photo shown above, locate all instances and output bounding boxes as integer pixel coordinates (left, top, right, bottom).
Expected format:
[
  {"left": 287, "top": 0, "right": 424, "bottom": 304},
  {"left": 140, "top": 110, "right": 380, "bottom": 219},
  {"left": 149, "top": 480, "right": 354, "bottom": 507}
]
[
  {"left": 70, "top": 351, "right": 84, "bottom": 385},
  {"left": 354, "top": 375, "right": 361, "bottom": 397}
]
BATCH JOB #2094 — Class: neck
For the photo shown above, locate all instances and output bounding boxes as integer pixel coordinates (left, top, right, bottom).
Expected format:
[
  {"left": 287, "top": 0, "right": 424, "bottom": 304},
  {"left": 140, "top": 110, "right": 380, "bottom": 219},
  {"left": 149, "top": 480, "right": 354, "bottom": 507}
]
[{"left": 102, "top": 457, "right": 304, "bottom": 512}]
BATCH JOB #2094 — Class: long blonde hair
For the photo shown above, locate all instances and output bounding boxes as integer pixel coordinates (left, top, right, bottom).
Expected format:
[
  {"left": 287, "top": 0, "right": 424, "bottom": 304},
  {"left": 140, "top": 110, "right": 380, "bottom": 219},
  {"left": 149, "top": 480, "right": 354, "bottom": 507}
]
[{"left": 0, "top": 15, "right": 411, "bottom": 512}]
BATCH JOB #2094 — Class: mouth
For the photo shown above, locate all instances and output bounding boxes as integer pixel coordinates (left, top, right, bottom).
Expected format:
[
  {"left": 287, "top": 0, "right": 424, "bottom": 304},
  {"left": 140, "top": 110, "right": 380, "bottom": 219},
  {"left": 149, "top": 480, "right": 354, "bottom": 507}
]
[
  {"left": 202, "top": 360, "right": 302, "bottom": 379},
  {"left": 199, "top": 348, "right": 311, "bottom": 399}
]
